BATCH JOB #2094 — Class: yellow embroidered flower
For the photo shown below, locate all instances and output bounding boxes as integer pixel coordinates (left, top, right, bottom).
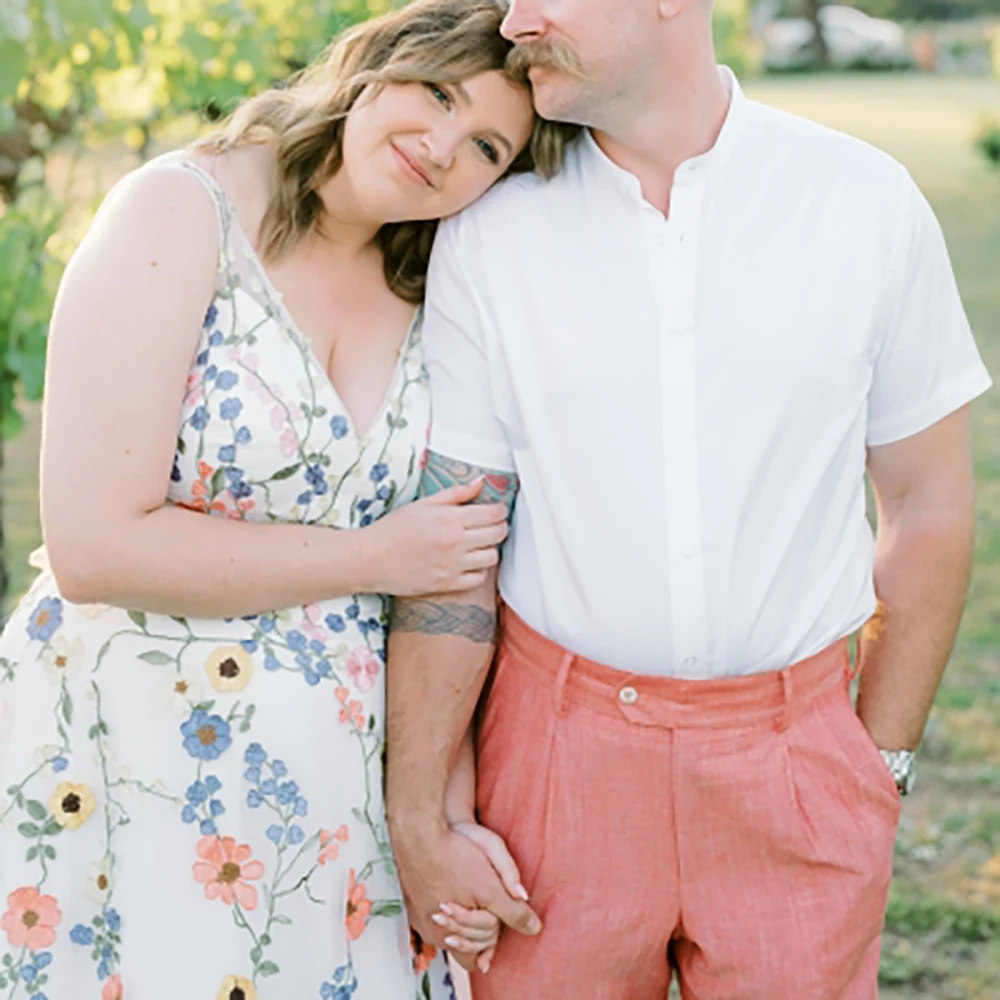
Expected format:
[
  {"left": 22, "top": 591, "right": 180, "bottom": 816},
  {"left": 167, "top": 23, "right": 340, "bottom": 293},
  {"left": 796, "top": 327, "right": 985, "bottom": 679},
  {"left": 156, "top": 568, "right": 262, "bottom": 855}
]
[
  {"left": 204, "top": 646, "right": 254, "bottom": 693},
  {"left": 85, "top": 858, "right": 112, "bottom": 904},
  {"left": 49, "top": 781, "right": 96, "bottom": 830},
  {"left": 216, "top": 975, "right": 257, "bottom": 1000}
]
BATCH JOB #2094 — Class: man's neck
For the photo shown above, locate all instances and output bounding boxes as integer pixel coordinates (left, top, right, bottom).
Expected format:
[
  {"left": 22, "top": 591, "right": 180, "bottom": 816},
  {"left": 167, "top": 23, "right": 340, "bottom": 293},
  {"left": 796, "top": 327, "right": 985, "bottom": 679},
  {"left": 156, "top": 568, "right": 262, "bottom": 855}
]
[{"left": 591, "top": 57, "right": 731, "bottom": 216}]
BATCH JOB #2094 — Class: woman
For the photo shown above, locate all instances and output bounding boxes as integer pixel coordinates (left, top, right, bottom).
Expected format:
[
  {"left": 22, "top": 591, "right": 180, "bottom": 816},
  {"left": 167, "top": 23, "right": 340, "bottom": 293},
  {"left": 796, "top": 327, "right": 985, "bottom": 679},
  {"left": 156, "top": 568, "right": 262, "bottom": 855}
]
[{"left": 0, "top": 3, "right": 573, "bottom": 997}]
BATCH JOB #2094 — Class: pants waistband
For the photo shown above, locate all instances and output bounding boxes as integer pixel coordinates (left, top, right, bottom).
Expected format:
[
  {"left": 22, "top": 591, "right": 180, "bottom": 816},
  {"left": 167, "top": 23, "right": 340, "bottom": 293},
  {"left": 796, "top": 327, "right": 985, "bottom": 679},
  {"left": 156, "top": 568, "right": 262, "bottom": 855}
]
[{"left": 497, "top": 604, "right": 853, "bottom": 732}]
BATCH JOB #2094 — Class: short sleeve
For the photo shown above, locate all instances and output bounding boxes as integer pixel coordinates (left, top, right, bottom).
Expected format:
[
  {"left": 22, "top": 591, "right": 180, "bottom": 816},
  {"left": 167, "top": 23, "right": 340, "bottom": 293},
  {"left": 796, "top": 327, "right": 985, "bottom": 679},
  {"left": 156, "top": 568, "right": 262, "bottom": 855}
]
[
  {"left": 867, "top": 174, "right": 992, "bottom": 447},
  {"left": 422, "top": 217, "right": 515, "bottom": 471}
]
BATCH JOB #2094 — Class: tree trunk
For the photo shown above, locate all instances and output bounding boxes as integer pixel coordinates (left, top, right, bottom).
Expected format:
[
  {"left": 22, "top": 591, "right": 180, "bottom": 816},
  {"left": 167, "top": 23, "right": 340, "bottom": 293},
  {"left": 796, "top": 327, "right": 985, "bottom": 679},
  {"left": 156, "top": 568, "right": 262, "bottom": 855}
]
[{"left": 803, "top": 0, "right": 829, "bottom": 67}]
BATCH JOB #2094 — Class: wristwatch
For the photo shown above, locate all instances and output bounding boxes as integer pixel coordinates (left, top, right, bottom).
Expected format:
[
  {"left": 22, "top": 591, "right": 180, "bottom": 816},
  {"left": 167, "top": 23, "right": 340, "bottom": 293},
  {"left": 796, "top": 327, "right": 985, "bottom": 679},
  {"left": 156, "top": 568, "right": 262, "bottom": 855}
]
[{"left": 878, "top": 749, "right": 917, "bottom": 796}]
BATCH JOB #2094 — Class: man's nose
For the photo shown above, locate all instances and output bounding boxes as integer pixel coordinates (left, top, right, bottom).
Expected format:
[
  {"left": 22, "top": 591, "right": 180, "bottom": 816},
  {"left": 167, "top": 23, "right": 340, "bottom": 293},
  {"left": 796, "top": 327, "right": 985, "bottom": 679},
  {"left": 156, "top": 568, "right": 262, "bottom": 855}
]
[{"left": 501, "top": 0, "right": 548, "bottom": 43}]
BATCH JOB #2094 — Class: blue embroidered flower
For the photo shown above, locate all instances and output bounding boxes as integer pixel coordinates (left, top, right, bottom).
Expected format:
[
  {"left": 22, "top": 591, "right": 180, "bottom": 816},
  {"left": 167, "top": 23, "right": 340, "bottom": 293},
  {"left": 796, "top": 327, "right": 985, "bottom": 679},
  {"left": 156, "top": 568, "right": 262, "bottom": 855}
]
[
  {"left": 288, "top": 824, "right": 305, "bottom": 846},
  {"left": 330, "top": 415, "right": 349, "bottom": 440},
  {"left": 271, "top": 759, "right": 288, "bottom": 779},
  {"left": 247, "top": 788, "right": 263, "bottom": 808},
  {"left": 357, "top": 499, "right": 372, "bottom": 513},
  {"left": 21, "top": 965, "right": 37, "bottom": 983},
  {"left": 245, "top": 743, "right": 267, "bottom": 766},
  {"left": 264, "top": 653, "right": 281, "bottom": 672},
  {"left": 241, "top": 638, "right": 258, "bottom": 654},
  {"left": 235, "top": 426, "right": 252, "bottom": 445},
  {"left": 286, "top": 630, "right": 307, "bottom": 653},
  {"left": 275, "top": 780, "right": 299, "bottom": 806},
  {"left": 376, "top": 485, "right": 391, "bottom": 502},
  {"left": 209, "top": 330, "right": 224, "bottom": 347},
  {"left": 220, "top": 398, "right": 243, "bottom": 421},
  {"left": 203, "top": 304, "right": 218, "bottom": 329},
  {"left": 209, "top": 799, "right": 225, "bottom": 817},
  {"left": 218, "top": 445, "right": 236, "bottom": 464},
  {"left": 205, "top": 364, "right": 218, "bottom": 381},
  {"left": 305, "top": 464, "right": 329, "bottom": 496},
  {"left": 295, "top": 652, "right": 312, "bottom": 670},
  {"left": 359, "top": 515, "right": 373, "bottom": 528},
  {"left": 293, "top": 796, "right": 309, "bottom": 817},
  {"left": 199, "top": 818, "right": 217, "bottom": 836},
  {"left": 259, "top": 616, "right": 276, "bottom": 633},
  {"left": 189, "top": 406, "right": 209, "bottom": 431},
  {"left": 303, "top": 668, "right": 321, "bottom": 687},
  {"left": 309, "top": 639, "right": 326, "bottom": 656},
  {"left": 345, "top": 604, "right": 360, "bottom": 621},
  {"left": 315, "top": 659, "right": 332, "bottom": 677},
  {"left": 180, "top": 710, "right": 232, "bottom": 761},
  {"left": 215, "top": 370, "right": 239, "bottom": 391},
  {"left": 171, "top": 460, "right": 182, "bottom": 483},
  {"left": 186, "top": 780, "right": 208, "bottom": 806},
  {"left": 205, "top": 775, "right": 222, "bottom": 794},
  {"left": 33, "top": 954, "right": 52, "bottom": 970},
  {"left": 195, "top": 349, "right": 210, "bottom": 367},
  {"left": 225, "top": 465, "right": 244, "bottom": 483},
  {"left": 181, "top": 804, "right": 197, "bottom": 824},
  {"left": 297, "top": 491, "right": 313, "bottom": 506},
  {"left": 106, "top": 909, "right": 121, "bottom": 933},
  {"left": 325, "top": 614, "right": 346, "bottom": 633},
  {"left": 369, "top": 463, "right": 389, "bottom": 483},
  {"left": 229, "top": 479, "right": 253, "bottom": 500},
  {"left": 27, "top": 597, "right": 62, "bottom": 642},
  {"left": 52, "top": 756, "right": 69, "bottom": 773},
  {"left": 266, "top": 824, "right": 285, "bottom": 845},
  {"left": 70, "top": 924, "right": 95, "bottom": 946}
]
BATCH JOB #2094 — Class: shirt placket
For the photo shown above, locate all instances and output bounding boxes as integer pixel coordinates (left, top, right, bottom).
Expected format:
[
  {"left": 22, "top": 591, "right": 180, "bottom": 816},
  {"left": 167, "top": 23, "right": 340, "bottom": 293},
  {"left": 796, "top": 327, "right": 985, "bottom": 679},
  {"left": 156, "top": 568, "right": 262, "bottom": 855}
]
[{"left": 645, "top": 174, "right": 709, "bottom": 676}]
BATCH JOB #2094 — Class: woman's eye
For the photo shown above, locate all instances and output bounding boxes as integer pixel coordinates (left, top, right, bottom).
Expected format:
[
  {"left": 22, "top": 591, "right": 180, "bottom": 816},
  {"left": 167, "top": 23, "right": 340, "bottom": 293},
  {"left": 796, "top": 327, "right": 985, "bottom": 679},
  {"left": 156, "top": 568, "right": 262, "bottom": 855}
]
[
  {"left": 426, "top": 83, "right": 452, "bottom": 109},
  {"left": 476, "top": 138, "right": 499, "bottom": 165}
]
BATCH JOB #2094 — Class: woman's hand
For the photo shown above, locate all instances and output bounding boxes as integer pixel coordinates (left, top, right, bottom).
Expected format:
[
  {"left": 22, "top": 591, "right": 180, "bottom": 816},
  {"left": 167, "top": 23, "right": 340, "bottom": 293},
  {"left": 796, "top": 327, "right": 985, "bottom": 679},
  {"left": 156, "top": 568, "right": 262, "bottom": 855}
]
[
  {"left": 365, "top": 478, "right": 510, "bottom": 596},
  {"left": 435, "top": 818, "right": 529, "bottom": 973}
]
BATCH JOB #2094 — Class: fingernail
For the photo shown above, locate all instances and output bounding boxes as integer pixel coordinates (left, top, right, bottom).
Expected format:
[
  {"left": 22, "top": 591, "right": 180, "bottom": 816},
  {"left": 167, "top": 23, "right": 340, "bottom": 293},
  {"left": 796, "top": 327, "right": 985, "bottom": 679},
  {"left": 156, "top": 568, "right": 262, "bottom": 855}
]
[
  {"left": 439, "top": 903, "right": 454, "bottom": 916},
  {"left": 528, "top": 916, "right": 542, "bottom": 934},
  {"left": 478, "top": 956, "right": 491, "bottom": 974},
  {"left": 515, "top": 883, "right": 530, "bottom": 902},
  {"left": 445, "top": 936, "right": 462, "bottom": 948},
  {"left": 431, "top": 913, "right": 447, "bottom": 926}
]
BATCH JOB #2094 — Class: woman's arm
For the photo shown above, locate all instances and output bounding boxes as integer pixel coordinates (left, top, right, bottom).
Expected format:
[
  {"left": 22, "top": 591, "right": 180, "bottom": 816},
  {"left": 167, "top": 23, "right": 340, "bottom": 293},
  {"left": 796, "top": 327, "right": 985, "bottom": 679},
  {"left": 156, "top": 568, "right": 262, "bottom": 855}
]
[{"left": 40, "top": 165, "right": 507, "bottom": 618}]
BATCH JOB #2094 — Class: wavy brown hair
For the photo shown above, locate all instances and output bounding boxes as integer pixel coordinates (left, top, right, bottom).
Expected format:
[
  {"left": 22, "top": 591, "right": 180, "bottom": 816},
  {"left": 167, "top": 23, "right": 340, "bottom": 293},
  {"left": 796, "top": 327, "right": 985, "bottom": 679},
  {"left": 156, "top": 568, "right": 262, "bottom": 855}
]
[{"left": 197, "top": 0, "right": 579, "bottom": 302}]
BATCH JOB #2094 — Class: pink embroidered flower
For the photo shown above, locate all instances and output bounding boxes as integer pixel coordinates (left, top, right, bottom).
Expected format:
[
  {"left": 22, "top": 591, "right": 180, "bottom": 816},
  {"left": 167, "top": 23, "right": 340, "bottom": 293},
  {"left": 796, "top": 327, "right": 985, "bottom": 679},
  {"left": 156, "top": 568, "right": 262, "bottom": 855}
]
[
  {"left": 345, "top": 647, "right": 380, "bottom": 693},
  {"left": 317, "top": 826, "right": 348, "bottom": 865},
  {"left": 1, "top": 886, "right": 61, "bottom": 949},
  {"left": 280, "top": 426, "right": 299, "bottom": 457},
  {"left": 301, "top": 605, "right": 329, "bottom": 642},
  {"left": 270, "top": 405, "right": 286, "bottom": 431},
  {"left": 242, "top": 352, "right": 259, "bottom": 371},
  {"left": 193, "top": 836, "right": 265, "bottom": 909},
  {"left": 345, "top": 869, "right": 372, "bottom": 940},
  {"left": 102, "top": 973, "right": 124, "bottom": 1000}
]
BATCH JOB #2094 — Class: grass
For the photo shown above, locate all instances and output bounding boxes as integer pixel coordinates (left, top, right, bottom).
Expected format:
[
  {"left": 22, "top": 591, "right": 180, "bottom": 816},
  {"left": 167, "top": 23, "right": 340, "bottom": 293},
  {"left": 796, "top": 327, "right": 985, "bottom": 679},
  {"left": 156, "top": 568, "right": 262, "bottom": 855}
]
[{"left": 2, "top": 73, "right": 1000, "bottom": 997}]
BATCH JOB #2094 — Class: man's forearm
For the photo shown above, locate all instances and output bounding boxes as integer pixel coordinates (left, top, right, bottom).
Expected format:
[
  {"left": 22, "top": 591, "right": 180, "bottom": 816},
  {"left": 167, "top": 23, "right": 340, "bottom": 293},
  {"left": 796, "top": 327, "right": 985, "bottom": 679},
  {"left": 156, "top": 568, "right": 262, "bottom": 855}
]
[
  {"left": 856, "top": 511, "right": 974, "bottom": 750},
  {"left": 386, "top": 577, "right": 499, "bottom": 832}
]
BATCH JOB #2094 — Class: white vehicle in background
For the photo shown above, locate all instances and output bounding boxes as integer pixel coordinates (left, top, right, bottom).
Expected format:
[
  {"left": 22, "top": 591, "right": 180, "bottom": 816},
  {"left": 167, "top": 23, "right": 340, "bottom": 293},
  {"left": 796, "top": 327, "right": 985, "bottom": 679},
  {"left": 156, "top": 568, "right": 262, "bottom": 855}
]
[{"left": 764, "top": 5, "right": 915, "bottom": 70}]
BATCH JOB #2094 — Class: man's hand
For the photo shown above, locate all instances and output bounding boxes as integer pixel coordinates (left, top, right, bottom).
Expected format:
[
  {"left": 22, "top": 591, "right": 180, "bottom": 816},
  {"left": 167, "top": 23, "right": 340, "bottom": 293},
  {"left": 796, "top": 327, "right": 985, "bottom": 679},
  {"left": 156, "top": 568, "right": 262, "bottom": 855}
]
[{"left": 393, "top": 821, "right": 542, "bottom": 971}]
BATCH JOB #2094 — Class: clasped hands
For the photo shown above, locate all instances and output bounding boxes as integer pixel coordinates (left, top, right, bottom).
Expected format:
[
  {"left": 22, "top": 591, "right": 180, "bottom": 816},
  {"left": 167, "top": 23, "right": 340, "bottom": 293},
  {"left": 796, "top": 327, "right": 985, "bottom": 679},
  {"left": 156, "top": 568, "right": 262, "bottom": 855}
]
[{"left": 392, "top": 811, "right": 542, "bottom": 975}]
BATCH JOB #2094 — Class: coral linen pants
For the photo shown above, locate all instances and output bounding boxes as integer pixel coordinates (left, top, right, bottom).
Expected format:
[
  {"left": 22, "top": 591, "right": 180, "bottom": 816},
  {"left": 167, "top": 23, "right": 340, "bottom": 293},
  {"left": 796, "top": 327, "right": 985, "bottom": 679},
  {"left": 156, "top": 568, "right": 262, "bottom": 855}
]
[{"left": 471, "top": 606, "right": 901, "bottom": 1000}]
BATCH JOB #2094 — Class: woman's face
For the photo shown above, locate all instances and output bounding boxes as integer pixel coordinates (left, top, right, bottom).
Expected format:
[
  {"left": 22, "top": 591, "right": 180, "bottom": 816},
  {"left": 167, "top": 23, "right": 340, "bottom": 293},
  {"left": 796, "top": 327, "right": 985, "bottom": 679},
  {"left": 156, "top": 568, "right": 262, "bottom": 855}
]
[{"left": 340, "top": 70, "right": 535, "bottom": 224}]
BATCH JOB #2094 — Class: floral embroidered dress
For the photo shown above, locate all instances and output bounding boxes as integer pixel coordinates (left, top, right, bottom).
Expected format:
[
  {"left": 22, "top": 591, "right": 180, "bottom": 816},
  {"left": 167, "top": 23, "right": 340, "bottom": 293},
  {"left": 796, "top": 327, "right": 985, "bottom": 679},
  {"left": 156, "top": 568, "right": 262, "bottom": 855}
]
[{"left": 0, "top": 158, "right": 456, "bottom": 1000}]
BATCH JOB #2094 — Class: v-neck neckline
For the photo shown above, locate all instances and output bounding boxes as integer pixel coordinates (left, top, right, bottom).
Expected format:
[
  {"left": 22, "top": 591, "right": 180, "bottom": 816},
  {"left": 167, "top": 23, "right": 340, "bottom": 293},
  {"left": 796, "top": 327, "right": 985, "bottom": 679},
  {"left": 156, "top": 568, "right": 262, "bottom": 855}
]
[{"left": 181, "top": 157, "right": 421, "bottom": 443}]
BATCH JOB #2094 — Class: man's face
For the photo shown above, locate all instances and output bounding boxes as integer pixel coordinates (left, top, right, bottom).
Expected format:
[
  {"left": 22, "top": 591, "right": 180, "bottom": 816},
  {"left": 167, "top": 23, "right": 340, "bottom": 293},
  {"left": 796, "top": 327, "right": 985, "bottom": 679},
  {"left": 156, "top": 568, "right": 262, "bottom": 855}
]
[{"left": 501, "top": 0, "right": 658, "bottom": 125}]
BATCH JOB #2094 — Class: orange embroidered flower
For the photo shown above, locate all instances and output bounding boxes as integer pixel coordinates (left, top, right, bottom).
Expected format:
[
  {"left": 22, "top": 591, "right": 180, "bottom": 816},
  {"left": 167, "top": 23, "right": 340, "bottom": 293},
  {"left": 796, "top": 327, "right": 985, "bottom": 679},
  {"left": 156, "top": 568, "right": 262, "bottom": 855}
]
[
  {"left": 101, "top": 973, "right": 124, "bottom": 1000},
  {"left": 345, "top": 868, "right": 371, "bottom": 940},
  {"left": 1, "top": 886, "right": 61, "bottom": 949},
  {"left": 411, "top": 928, "right": 437, "bottom": 972},
  {"left": 193, "top": 836, "right": 265, "bottom": 909},
  {"left": 183, "top": 461, "right": 227, "bottom": 515}
]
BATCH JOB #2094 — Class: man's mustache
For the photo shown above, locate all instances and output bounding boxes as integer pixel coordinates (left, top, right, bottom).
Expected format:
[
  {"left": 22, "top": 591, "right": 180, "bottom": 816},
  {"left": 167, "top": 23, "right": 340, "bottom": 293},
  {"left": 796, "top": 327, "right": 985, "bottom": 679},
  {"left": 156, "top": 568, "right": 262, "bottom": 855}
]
[{"left": 507, "top": 40, "right": 584, "bottom": 79}]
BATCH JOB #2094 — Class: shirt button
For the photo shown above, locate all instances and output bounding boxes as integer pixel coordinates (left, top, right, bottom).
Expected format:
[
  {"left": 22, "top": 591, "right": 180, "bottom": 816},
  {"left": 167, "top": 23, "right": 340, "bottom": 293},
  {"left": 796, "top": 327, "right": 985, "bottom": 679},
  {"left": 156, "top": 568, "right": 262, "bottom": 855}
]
[
  {"left": 619, "top": 686, "right": 639, "bottom": 705},
  {"left": 683, "top": 656, "right": 698, "bottom": 668}
]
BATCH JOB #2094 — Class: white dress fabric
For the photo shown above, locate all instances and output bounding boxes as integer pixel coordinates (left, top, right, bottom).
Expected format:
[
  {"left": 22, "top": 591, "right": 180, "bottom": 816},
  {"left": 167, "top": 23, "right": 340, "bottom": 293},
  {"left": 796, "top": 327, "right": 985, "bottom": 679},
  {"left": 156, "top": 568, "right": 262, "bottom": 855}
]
[{"left": 0, "top": 158, "right": 456, "bottom": 1000}]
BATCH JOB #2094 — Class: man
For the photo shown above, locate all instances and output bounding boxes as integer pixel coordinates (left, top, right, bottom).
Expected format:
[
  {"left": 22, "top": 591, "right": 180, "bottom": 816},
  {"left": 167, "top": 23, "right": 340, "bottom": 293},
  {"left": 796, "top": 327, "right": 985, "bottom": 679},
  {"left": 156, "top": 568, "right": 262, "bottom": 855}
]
[{"left": 386, "top": 0, "right": 993, "bottom": 996}]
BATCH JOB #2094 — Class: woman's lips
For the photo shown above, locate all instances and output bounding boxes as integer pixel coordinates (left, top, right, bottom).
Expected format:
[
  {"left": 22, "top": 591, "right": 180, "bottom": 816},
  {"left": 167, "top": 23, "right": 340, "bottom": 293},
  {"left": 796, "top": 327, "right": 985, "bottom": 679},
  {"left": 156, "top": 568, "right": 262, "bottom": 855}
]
[{"left": 391, "top": 143, "right": 433, "bottom": 188}]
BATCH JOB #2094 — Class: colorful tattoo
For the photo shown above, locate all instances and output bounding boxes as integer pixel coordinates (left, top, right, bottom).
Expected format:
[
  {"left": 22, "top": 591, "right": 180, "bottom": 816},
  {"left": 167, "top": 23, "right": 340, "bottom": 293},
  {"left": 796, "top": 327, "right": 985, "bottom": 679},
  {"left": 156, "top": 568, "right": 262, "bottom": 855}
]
[{"left": 420, "top": 453, "right": 519, "bottom": 519}]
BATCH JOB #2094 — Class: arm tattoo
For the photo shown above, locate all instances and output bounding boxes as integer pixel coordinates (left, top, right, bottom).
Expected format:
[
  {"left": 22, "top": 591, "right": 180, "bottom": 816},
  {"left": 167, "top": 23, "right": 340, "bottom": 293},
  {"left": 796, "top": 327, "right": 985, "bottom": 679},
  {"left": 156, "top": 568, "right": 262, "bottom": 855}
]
[
  {"left": 391, "top": 600, "right": 497, "bottom": 643},
  {"left": 421, "top": 452, "right": 519, "bottom": 520}
]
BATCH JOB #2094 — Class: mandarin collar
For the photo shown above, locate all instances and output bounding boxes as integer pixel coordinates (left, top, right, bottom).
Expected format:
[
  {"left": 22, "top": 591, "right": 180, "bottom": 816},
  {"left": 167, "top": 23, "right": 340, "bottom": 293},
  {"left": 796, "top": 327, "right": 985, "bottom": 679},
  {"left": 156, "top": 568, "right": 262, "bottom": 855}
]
[{"left": 581, "top": 66, "right": 748, "bottom": 201}]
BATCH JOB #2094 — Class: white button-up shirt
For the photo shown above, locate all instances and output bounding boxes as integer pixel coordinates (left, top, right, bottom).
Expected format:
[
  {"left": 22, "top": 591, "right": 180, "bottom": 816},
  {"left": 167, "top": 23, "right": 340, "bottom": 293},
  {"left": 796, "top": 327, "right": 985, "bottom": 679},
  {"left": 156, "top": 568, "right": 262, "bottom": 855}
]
[{"left": 422, "top": 70, "right": 992, "bottom": 678}]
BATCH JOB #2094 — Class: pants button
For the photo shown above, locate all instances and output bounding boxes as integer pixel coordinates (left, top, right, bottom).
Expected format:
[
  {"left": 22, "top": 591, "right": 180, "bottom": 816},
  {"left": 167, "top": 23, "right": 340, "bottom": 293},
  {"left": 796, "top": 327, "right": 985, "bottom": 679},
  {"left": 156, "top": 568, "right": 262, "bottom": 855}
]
[{"left": 619, "top": 686, "right": 638, "bottom": 705}]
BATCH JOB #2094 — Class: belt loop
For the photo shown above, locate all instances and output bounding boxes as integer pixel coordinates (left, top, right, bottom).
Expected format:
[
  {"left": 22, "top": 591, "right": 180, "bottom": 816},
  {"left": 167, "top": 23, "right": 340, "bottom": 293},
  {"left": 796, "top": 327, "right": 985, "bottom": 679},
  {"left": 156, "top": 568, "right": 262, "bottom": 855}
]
[
  {"left": 774, "top": 666, "right": 793, "bottom": 733},
  {"left": 553, "top": 652, "right": 574, "bottom": 719}
]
